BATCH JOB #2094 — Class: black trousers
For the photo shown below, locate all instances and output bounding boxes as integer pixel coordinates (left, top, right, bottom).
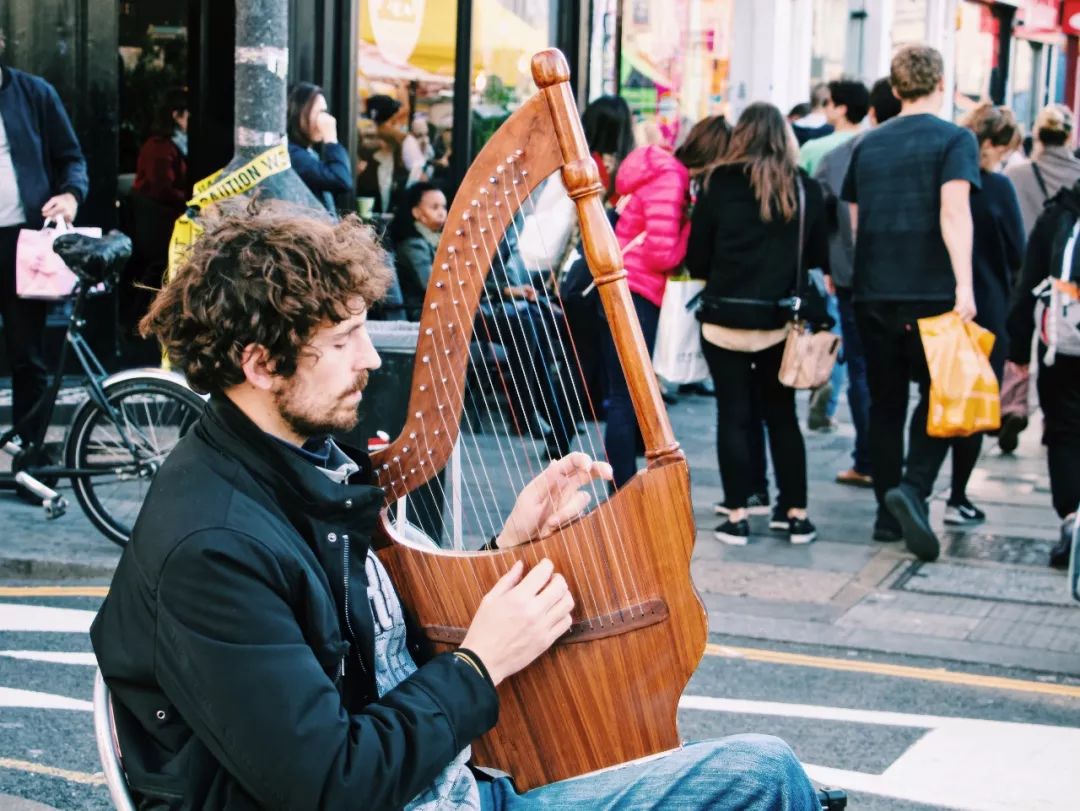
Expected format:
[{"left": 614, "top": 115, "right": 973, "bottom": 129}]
[
  {"left": 0, "top": 225, "right": 50, "bottom": 441},
  {"left": 1038, "top": 349, "right": 1080, "bottom": 519},
  {"left": 854, "top": 300, "right": 954, "bottom": 508},
  {"left": 702, "top": 338, "right": 807, "bottom": 511}
]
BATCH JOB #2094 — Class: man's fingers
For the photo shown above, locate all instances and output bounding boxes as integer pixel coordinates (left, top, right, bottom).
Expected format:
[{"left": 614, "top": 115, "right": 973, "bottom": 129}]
[
  {"left": 517, "top": 558, "right": 555, "bottom": 595},
  {"left": 487, "top": 560, "right": 524, "bottom": 597},
  {"left": 541, "top": 491, "right": 591, "bottom": 536}
]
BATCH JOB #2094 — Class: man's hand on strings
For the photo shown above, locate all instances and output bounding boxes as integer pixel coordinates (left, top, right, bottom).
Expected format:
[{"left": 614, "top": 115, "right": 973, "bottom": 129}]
[{"left": 495, "top": 452, "right": 613, "bottom": 549}]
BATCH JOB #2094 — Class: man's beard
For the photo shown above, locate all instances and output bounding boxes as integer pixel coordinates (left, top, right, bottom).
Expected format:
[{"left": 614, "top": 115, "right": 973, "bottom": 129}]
[{"left": 273, "top": 370, "right": 369, "bottom": 438}]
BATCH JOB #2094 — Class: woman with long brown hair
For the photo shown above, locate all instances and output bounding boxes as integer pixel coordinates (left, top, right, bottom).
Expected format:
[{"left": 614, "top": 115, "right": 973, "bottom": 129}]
[{"left": 687, "top": 102, "right": 829, "bottom": 546}]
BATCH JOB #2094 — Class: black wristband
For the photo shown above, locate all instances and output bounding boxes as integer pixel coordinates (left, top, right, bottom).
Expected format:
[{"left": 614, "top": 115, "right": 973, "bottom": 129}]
[{"left": 455, "top": 647, "right": 494, "bottom": 687}]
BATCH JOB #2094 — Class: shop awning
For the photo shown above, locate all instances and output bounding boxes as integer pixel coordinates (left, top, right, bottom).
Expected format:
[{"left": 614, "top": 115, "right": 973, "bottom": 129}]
[{"left": 360, "top": 0, "right": 547, "bottom": 84}]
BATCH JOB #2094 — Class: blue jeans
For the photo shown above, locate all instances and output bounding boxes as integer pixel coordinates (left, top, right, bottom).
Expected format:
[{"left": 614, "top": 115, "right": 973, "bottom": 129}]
[
  {"left": 602, "top": 292, "right": 660, "bottom": 487},
  {"left": 477, "top": 735, "right": 819, "bottom": 810},
  {"left": 836, "top": 288, "right": 871, "bottom": 475}
]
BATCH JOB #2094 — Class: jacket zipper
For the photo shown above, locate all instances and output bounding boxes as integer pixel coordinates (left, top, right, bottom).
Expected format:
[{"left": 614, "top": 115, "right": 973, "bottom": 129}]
[{"left": 341, "top": 531, "right": 367, "bottom": 681}]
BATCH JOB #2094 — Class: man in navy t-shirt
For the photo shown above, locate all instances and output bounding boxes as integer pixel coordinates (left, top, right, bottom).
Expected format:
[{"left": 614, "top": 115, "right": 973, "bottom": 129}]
[{"left": 841, "top": 44, "right": 980, "bottom": 562}]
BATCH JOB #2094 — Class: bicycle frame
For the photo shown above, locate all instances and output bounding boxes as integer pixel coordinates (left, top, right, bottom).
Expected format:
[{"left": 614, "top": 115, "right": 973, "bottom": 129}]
[{"left": 1, "top": 282, "right": 146, "bottom": 481}]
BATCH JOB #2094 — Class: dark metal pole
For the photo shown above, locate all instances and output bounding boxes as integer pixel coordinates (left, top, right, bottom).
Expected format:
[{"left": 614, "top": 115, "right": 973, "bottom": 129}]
[
  {"left": 226, "top": 0, "right": 320, "bottom": 206},
  {"left": 450, "top": 0, "right": 474, "bottom": 195}
]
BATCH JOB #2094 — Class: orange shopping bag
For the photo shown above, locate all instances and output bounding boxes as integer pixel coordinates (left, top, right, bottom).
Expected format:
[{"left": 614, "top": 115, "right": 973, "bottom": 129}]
[{"left": 918, "top": 312, "right": 1001, "bottom": 438}]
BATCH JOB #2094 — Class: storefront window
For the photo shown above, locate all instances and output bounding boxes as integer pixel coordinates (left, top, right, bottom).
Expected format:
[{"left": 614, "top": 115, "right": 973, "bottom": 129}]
[
  {"left": 619, "top": 0, "right": 733, "bottom": 147},
  {"left": 954, "top": 0, "right": 999, "bottom": 105},
  {"left": 358, "top": 2, "right": 457, "bottom": 219},
  {"left": 470, "top": 0, "right": 554, "bottom": 153},
  {"left": 810, "top": 0, "right": 849, "bottom": 84}
]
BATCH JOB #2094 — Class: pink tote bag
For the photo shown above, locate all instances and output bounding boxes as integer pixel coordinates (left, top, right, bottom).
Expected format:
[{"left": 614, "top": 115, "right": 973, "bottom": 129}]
[{"left": 16, "top": 219, "right": 103, "bottom": 299}]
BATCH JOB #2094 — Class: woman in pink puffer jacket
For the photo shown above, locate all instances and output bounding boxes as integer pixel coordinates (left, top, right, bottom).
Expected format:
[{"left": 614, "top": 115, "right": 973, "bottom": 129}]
[
  {"left": 615, "top": 145, "right": 692, "bottom": 309},
  {"left": 603, "top": 143, "right": 691, "bottom": 487},
  {"left": 597, "top": 120, "right": 731, "bottom": 486}
]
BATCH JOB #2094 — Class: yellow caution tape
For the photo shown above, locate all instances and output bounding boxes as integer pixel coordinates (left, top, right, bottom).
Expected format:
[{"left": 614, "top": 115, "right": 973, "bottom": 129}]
[{"left": 166, "top": 142, "right": 291, "bottom": 283}]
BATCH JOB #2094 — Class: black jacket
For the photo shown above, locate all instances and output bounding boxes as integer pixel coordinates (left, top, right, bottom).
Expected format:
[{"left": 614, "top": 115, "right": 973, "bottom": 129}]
[
  {"left": 1007, "top": 181, "right": 1080, "bottom": 364},
  {"left": 90, "top": 394, "right": 498, "bottom": 810},
  {"left": 687, "top": 164, "right": 829, "bottom": 330},
  {"left": 0, "top": 66, "right": 88, "bottom": 228}
]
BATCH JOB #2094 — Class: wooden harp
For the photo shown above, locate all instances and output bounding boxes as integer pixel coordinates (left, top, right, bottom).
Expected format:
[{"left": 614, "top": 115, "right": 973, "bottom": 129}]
[{"left": 371, "top": 49, "right": 707, "bottom": 791}]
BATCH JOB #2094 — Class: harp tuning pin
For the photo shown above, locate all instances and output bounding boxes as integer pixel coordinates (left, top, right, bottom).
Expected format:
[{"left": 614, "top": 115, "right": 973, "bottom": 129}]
[
  {"left": 455, "top": 228, "right": 464, "bottom": 236},
  {"left": 434, "top": 428, "right": 441, "bottom": 435},
  {"left": 392, "top": 456, "right": 400, "bottom": 463},
  {"left": 447, "top": 323, "right": 455, "bottom": 330},
  {"left": 418, "top": 384, "right": 428, "bottom": 392},
  {"left": 496, "top": 165, "right": 504, "bottom": 174},
  {"left": 471, "top": 244, "right": 478, "bottom": 250},
  {"left": 382, "top": 463, "right": 390, "bottom": 471},
  {"left": 448, "top": 246, "right": 456, "bottom": 254},
  {"left": 434, "top": 281, "right": 444, "bottom": 288},
  {"left": 514, "top": 149, "right": 524, "bottom": 157},
  {"left": 464, "top": 260, "right": 473, "bottom": 267},
  {"left": 409, "top": 432, "right": 417, "bottom": 439},
  {"left": 521, "top": 170, "right": 529, "bottom": 177},
  {"left": 488, "top": 176, "right": 496, "bottom": 183},
  {"left": 441, "top": 263, "right": 449, "bottom": 270},
  {"left": 402, "top": 446, "right": 410, "bottom": 453},
  {"left": 410, "top": 468, "right": 416, "bottom": 475},
  {"left": 441, "top": 376, "right": 448, "bottom": 383},
  {"left": 414, "top": 411, "right": 422, "bottom": 418},
  {"left": 452, "top": 299, "right": 460, "bottom": 305},
  {"left": 424, "top": 328, "right": 433, "bottom": 335},
  {"left": 421, "top": 355, "right": 430, "bottom": 363},
  {"left": 458, "top": 280, "right": 465, "bottom": 286},
  {"left": 461, "top": 212, "right": 470, "bottom": 222},
  {"left": 471, "top": 200, "right": 479, "bottom": 207},
  {"left": 444, "top": 349, "right": 451, "bottom": 356},
  {"left": 429, "top": 302, "right": 438, "bottom": 310}
]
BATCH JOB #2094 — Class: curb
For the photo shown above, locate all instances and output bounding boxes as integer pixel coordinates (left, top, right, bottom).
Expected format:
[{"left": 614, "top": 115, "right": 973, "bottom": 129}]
[{"left": 0, "top": 557, "right": 118, "bottom": 580}]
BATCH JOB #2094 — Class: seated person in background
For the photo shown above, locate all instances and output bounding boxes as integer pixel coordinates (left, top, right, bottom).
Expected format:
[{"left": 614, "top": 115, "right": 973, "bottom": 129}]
[
  {"left": 390, "top": 182, "right": 447, "bottom": 320},
  {"left": 91, "top": 204, "right": 820, "bottom": 810},
  {"left": 287, "top": 82, "right": 353, "bottom": 215}
]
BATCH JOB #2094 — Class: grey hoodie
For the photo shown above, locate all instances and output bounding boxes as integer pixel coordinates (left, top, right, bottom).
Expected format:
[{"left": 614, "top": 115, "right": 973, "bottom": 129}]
[{"left": 1005, "top": 145, "right": 1080, "bottom": 236}]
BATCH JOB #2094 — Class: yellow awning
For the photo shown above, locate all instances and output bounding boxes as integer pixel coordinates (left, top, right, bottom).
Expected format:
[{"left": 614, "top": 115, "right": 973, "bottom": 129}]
[{"left": 359, "top": 0, "right": 547, "bottom": 84}]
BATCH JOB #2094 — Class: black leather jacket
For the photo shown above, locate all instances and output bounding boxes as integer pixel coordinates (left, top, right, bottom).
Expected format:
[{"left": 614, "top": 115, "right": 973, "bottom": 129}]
[{"left": 90, "top": 394, "right": 498, "bottom": 809}]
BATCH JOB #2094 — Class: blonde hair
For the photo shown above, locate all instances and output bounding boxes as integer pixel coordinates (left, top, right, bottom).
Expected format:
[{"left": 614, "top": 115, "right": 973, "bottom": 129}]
[
  {"left": 962, "top": 103, "right": 1021, "bottom": 150},
  {"left": 890, "top": 45, "right": 944, "bottom": 101}
]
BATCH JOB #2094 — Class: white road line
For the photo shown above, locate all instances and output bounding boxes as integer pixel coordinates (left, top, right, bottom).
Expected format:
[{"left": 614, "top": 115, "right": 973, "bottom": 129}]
[
  {"left": 0, "top": 687, "right": 92, "bottom": 712},
  {"left": 0, "top": 651, "right": 97, "bottom": 666},
  {"left": 680, "top": 695, "right": 1080, "bottom": 811},
  {"left": 0, "top": 603, "right": 95, "bottom": 633}
]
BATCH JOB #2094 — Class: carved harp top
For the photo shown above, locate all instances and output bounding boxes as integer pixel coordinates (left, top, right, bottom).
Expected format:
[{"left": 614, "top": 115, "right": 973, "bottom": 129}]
[{"left": 370, "top": 49, "right": 681, "bottom": 498}]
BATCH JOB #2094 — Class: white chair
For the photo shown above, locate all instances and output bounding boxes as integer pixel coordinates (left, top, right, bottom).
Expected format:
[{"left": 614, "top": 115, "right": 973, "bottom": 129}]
[{"left": 93, "top": 669, "right": 137, "bottom": 811}]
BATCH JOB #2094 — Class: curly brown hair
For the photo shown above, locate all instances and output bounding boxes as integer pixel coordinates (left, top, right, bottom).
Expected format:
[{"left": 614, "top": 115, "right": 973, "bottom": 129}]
[
  {"left": 141, "top": 201, "right": 393, "bottom": 394},
  {"left": 890, "top": 45, "right": 944, "bottom": 101}
]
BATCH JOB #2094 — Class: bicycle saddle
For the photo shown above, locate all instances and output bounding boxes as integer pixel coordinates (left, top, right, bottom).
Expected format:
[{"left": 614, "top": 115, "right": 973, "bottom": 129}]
[{"left": 53, "top": 230, "right": 133, "bottom": 284}]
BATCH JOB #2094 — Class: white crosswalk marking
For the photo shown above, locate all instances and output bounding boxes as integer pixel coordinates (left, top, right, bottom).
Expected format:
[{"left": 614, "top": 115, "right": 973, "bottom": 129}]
[
  {"left": 0, "top": 603, "right": 95, "bottom": 634},
  {"left": 681, "top": 696, "right": 1080, "bottom": 811},
  {"left": 0, "top": 687, "right": 92, "bottom": 712},
  {"left": 0, "top": 651, "right": 96, "bottom": 666}
]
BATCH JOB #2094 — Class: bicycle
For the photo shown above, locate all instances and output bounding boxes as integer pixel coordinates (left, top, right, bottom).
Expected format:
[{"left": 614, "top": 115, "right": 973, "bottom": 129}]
[{"left": 0, "top": 230, "right": 205, "bottom": 546}]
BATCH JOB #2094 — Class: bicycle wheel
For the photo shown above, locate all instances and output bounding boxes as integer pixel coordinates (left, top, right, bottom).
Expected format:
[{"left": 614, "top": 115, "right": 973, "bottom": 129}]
[{"left": 65, "top": 377, "right": 205, "bottom": 546}]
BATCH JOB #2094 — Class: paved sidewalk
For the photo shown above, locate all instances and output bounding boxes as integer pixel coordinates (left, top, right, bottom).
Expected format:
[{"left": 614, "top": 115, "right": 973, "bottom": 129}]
[
  {"left": 2, "top": 383, "right": 1077, "bottom": 677},
  {"left": 677, "top": 389, "right": 1080, "bottom": 678}
]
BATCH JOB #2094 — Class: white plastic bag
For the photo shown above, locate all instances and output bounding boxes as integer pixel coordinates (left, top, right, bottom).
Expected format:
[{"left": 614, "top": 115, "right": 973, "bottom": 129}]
[{"left": 652, "top": 277, "right": 708, "bottom": 385}]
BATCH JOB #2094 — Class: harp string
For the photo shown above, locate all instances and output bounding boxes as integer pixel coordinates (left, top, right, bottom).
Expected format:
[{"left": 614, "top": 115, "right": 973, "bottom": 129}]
[
  {"left": 467, "top": 193, "right": 602, "bottom": 621},
  {"left": 482, "top": 164, "right": 620, "bottom": 625},
  {"left": 505, "top": 161, "right": 644, "bottom": 618}
]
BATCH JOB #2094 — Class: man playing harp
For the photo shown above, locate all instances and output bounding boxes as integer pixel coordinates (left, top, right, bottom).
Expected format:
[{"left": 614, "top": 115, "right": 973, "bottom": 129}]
[{"left": 91, "top": 206, "right": 820, "bottom": 810}]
